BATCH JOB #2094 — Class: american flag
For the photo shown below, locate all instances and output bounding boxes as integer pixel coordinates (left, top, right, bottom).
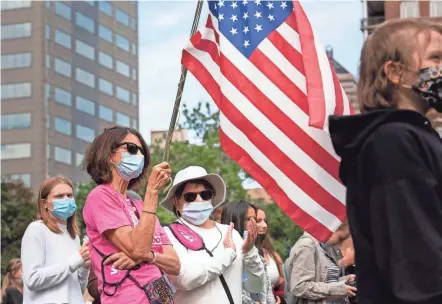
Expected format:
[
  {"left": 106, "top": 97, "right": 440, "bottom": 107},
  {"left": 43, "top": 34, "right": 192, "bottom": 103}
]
[{"left": 182, "top": 0, "right": 353, "bottom": 241}]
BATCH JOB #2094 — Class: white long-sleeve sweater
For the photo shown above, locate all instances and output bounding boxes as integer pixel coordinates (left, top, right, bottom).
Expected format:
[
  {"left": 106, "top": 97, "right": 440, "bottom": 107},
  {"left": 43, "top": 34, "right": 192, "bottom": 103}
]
[
  {"left": 164, "top": 219, "right": 265, "bottom": 304},
  {"left": 21, "top": 220, "right": 89, "bottom": 304}
]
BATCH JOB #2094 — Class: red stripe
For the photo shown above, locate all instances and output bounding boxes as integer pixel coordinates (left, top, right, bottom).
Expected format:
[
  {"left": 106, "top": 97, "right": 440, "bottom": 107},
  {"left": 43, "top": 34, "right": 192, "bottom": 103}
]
[
  {"left": 182, "top": 50, "right": 346, "bottom": 218},
  {"left": 267, "top": 30, "right": 305, "bottom": 74},
  {"left": 330, "top": 59, "right": 344, "bottom": 116},
  {"left": 206, "top": 15, "right": 219, "bottom": 45},
  {"left": 190, "top": 32, "right": 220, "bottom": 65},
  {"left": 284, "top": 10, "right": 298, "bottom": 32},
  {"left": 220, "top": 129, "right": 335, "bottom": 242},
  {"left": 293, "top": 1, "right": 326, "bottom": 129},
  {"left": 190, "top": 37, "right": 340, "bottom": 181}
]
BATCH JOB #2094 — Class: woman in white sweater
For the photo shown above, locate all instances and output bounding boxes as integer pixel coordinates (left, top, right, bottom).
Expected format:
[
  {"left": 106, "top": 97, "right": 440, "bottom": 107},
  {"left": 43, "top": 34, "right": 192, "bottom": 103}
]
[{"left": 21, "top": 176, "right": 90, "bottom": 304}]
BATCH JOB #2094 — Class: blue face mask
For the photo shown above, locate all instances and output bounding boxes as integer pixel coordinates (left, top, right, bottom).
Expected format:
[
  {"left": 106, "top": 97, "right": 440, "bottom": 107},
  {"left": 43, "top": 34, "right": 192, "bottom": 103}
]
[
  {"left": 50, "top": 198, "right": 76, "bottom": 221},
  {"left": 115, "top": 152, "right": 144, "bottom": 181},
  {"left": 181, "top": 201, "right": 214, "bottom": 226}
]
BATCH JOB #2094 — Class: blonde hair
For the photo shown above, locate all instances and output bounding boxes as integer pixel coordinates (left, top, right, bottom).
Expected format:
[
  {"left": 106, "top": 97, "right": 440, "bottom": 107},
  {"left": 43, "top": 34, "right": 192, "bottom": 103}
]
[
  {"left": 358, "top": 18, "right": 442, "bottom": 112},
  {"left": 37, "top": 175, "right": 79, "bottom": 239},
  {"left": 1, "top": 258, "right": 22, "bottom": 296}
]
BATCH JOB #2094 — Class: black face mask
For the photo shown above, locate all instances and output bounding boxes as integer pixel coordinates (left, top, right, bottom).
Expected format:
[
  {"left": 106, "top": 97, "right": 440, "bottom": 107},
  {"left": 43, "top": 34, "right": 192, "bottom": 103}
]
[{"left": 412, "top": 65, "right": 442, "bottom": 112}]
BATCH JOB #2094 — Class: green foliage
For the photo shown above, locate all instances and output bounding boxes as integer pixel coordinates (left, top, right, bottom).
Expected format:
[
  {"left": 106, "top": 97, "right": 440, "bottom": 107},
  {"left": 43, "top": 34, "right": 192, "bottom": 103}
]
[
  {"left": 1, "top": 181, "right": 35, "bottom": 276},
  {"left": 75, "top": 182, "right": 96, "bottom": 238}
]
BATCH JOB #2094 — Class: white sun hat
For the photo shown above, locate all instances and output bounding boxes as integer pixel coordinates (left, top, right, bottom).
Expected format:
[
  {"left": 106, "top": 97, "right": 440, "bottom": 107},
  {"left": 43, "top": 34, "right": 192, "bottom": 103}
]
[{"left": 160, "top": 166, "right": 226, "bottom": 213}]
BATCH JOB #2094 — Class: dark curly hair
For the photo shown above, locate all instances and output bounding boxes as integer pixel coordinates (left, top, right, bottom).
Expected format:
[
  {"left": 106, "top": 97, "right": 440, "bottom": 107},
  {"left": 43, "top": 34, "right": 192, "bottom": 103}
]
[{"left": 83, "top": 126, "right": 150, "bottom": 189}]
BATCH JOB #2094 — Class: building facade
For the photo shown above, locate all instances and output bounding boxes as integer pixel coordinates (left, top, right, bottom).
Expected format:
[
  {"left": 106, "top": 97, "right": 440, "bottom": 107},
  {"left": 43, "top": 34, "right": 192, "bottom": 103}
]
[{"left": 1, "top": 0, "right": 139, "bottom": 192}]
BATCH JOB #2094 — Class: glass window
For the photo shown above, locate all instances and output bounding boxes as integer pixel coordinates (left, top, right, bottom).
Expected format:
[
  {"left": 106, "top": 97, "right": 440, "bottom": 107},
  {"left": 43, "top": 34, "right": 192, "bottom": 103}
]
[
  {"left": 400, "top": 1, "right": 419, "bottom": 18},
  {"left": 98, "top": 51, "right": 113, "bottom": 69},
  {"left": 76, "top": 96, "right": 95, "bottom": 115},
  {"left": 99, "top": 105, "right": 113, "bottom": 122},
  {"left": 55, "top": 29, "right": 71, "bottom": 49},
  {"left": 116, "top": 86, "right": 130, "bottom": 103},
  {"left": 116, "top": 60, "right": 130, "bottom": 77},
  {"left": 84, "top": 1, "right": 95, "bottom": 6},
  {"left": 76, "top": 153, "right": 84, "bottom": 167},
  {"left": 54, "top": 58, "right": 72, "bottom": 78},
  {"left": 76, "top": 68, "right": 95, "bottom": 88},
  {"left": 54, "top": 117, "right": 72, "bottom": 135},
  {"left": 132, "top": 118, "right": 138, "bottom": 129},
  {"left": 116, "top": 112, "right": 130, "bottom": 127},
  {"left": 116, "top": 8, "right": 129, "bottom": 26},
  {"left": 99, "top": 78, "right": 113, "bottom": 96},
  {"left": 76, "top": 12, "right": 95, "bottom": 33},
  {"left": 116, "top": 34, "right": 129, "bottom": 52},
  {"left": 55, "top": 2, "right": 71, "bottom": 20},
  {"left": 45, "top": 84, "right": 50, "bottom": 102},
  {"left": 76, "top": 124, "right": 95, "bottom": 142},
  {"left": 46, "top": 54, "right": 51, "bottom": 69},
  {"left": 46, "top": 0, "right": 50, "bottom": 8},
  {"left": 1, "top": 113, "right": 31, "bottom": 130},
  {"left": 99, "top": 25, "right": 112, "bottom": 42},
  {"left": 430, "top": 0, "right": 442, "bottom": 16},
  {"left": 131, "top": 68, "right": 137, "bottom": 81},
  {"left": 54, "top": 146, "right": 72, "bottom": 164},
  {"left": 1, "top": 1, "right": 31, "bottom": 10},
  {"left": 46, "top": 24, "right": 50, "bottom": 40},
  {"left": 99, "top": 1, "right": 112, "bottom": 16},
  {"left": 54, "top": 87, "right": 72, "bottom": 106},
  {"left": 132, "top": 92, "right": 137, "bottom": 105},
  {"left": 1, "top": 143, "right": 31, "bottom": 160},
  {"left": 47, "top": 144, "right": 51, "bottom": 159},
  {"left": 1, "top": 22, "right": 31, "bottom": 40},
  {"left": 47, "top": 114, "right": 50, "bottom": 129},
  {"left": 132, "top": 43, "right": 137, "bottom": 56},
  {"left": 75, "top": 39, "right": 95, "bottom": 60},
  {"left": 1, "top": 52, "right": 31, "bottom": 69},
  {"left": 1, "top": 83, "right": 31, "bottom": 99},
  {"left": 131, "top": 18, "right": 136, "bottom": 31},
  {"left": 6, "top": 173, "right": 31, "bottom": 187}
]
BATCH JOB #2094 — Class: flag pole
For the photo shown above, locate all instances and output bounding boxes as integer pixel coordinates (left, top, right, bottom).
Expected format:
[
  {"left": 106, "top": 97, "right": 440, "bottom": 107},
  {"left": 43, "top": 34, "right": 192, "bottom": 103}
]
[{"left": 162, "top": 0, "right": 204, "bottom": 163}]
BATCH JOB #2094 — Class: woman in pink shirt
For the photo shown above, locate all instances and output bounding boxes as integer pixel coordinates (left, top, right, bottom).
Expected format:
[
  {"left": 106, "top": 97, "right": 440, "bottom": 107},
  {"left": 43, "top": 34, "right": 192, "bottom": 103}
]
[{"left": 82, "top": 126, "right": 180, "bottom": 304}]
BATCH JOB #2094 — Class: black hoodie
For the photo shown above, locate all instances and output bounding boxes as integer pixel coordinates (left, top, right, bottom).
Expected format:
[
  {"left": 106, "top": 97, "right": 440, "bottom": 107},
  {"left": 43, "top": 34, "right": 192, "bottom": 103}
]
[{"left": 329, "top": 109, "right": 442, "bottom": 304}]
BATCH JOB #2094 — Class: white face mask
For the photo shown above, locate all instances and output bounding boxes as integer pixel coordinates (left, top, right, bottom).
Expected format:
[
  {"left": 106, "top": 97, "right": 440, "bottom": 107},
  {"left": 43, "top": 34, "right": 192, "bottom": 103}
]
[{"left": 181, "top": 201, "right": 214, "bottom": 225}]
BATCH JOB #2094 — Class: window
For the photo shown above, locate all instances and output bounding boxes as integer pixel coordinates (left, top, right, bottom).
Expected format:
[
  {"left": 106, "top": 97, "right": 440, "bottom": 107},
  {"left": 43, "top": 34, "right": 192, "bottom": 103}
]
[
  {"left": 54, "top": 117, "right": 72, "bottom": 135},
  {"left": 54, "top": 58, "right": 71, "bottom": 78},
  {"left": 131, "top": 18, "right": 136, "bottom": 31},
  {"left": 55, "top": 29, "right": 71, "bottom": 49},
  {"left": 116, "top": 34, "right": 129, "bottom": 52},
  {"left": 54, "top": 87, "right": 72, "bottom": 106},
  {"left": 76, "top": 153, "right": 84, "bottom": 167},
  {"left": 45, "top": 84, "right": 50, "bottom": 102},
  {"left": 1, "top": 22, "right": 31, "bottom": 40},
  {"left": 46, "top": 54, "right": 51, "bottom": 69},
  {"left": 132, "top": 92, "right": 137, "bottom": 105},
  {"left": 1, "top": 143, "right": 31, "bottom": 160},
  {"left": 98, "top": 51, "right": 113, "bottom": 69},
  {"left": 99, "top": 25, "right": 112, "bottom": 42},
  {"left": 75, "top": 40, "right": 95, "bottom": 60},
  {"left": 132, "top": 43, "right": 137, "bottom": 56},
  {"left": 132, "top": 119, "right": 138, "bottom": 129},
  {"left": 400, "top": 1, "right": 419, "bottom": 18},
  {"left": 6, "top": 174, "right": 31, "bottom": 187},
  {"left": 116, "top": 8, "right": 129, "bottom": 26},
  {"left": 55, "top": 2, "right": 71, "bottom": 20},
  {"left": 76, "top": 12, "right": 95, "bottom": 33},
  {"left": 46, "top": 24, "right": 51, "bottom": 40},
  {"left": 99, "top": 78, "right": 113, "bottom": 95},
  {"left": 47, "top": 114, "right": 50, "bottom": 129},
  {"left": 76, "top": 96, "right": 95, "bottom": 115},
  {"left": 76, "top": 124, "right": 95, "bottom": 142},
  {"left": 116, "top": 86, "right": 130, "bottom": 103},
  {"left": 76, "top": 68, "right": 95, "bottom": 88},
  {"left": 1, "top": 83, "right": 31, "bottom": 99},
  {"left": 131, "top": 68, "right": 137, "bottom": 81},
  {"left": 99, "top": 1, "right": 112, "bottom": 16},
  {"left": 84, "top": 0, "right": 95, "bottom": 6},
  {"left": 46, "top": 0, "right": 50, "bottom": 9},
  {"left": 116, "top": 60, "right": 130, "bottom": 77},
  {"left": 54, "top": 146, "right": 72, "bottom": 164},
  {"left": 1, "top": 1, "right": 31, "bottom": 10},
  {"left": 1, "top": 52, "right": 31, "bottom": 69},
  {"left": 47, "top": 144, "right": 51, "bottom": 159},
  {"left": 99, "top": 105, "right": 113, "bottom": 122},
  {"left": 116, "top": 112, "right": 130, "bottom": 127},
  {"left": 1, "top": 113, "right": 31, "bottom": 130},
  {"left": 430, "top": 0, "right": 442, "bottom": 16}
]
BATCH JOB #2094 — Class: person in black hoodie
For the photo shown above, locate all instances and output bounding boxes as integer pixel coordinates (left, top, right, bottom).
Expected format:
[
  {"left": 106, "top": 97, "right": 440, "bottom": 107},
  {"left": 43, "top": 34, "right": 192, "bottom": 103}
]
[{"left": 329, "top": 18, "right": 442, "bottom": 304}]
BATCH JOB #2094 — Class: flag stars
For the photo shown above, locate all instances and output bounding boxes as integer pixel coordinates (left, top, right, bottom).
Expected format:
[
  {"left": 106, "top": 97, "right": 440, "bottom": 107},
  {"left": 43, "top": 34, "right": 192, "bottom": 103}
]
[
  {"left": 230, "top": 14, "right": 238, "bottom": 22},
  {"left": 230, "top": 1, "right": 238, "bottom": 9},
  {"left": 218, "top": 0, "right": 225, "bottom": 8},
  {"left": 242, "top": 0, "right": 248, "bottom": 5},
  {"left": 280, "top": 1, "right": 287, "bottom": 9},
  {"left": 219, "top": 13, "right": 224, "bottom": 21},
  {"left": 266, "top": 2, "right": 274, "bottom": 9},
  {"left": 243, "top": 26, "right": 249, "bottom": 34},
  {"left": 213, "top": 3, "right": 217, "bottom": 10},
  {"left": 255, "top": 24, "right": 262, "bottom": 32},
  {"left": 230, "top": 27, "right": 238, "bottom": 35},
  {"left": 267, "top": 14, "right": 275, "bottom": 21},
  {"left": 255, "top": 0, "right": 261, "bottom": 6},
  {"left": 254, "top": 11, "right": 262, "bottom": 19},
  {"left": 243, "top": 40, "right": 250, "bottom": 48},
  {"left": 242, "top": 12, "right": 249, "bottom": 20}
]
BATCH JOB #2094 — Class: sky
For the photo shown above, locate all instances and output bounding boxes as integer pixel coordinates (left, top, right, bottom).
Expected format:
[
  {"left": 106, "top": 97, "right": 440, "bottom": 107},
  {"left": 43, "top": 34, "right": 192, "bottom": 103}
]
[{"left": 138, "top": 0, "right": 364, "bottom": 143}]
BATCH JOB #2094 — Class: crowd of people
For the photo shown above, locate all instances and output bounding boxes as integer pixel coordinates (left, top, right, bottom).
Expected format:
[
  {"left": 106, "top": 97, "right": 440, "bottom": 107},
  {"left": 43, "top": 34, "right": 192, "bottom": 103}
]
[{"left": 2, "top": 17, "right": 442, "bottom": 304}]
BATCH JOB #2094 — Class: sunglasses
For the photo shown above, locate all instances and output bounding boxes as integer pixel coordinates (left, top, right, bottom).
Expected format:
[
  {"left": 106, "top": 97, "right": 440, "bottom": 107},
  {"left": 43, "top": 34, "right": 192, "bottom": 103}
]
[
  {"left": 182, "top": 190, "right": 214, "bottom": 203},
  {"left": 115, "top": 142, "right": 145, "bottom": 155}
]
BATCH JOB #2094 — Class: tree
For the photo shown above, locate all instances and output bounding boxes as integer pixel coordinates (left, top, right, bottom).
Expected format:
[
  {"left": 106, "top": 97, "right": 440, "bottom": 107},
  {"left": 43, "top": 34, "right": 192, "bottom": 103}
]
[{"left": 1, "top": 181, "right": 35, "bottom": 276}]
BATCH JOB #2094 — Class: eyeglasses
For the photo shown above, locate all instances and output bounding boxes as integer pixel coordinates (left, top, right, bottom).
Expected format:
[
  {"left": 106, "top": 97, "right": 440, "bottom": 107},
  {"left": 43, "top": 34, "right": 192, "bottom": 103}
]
[
  {"left": 182, "top": 190, "right": 214, "bottom": 203},
  {"left": 115, "top": 142, "right": 145, "bottom": 155}
]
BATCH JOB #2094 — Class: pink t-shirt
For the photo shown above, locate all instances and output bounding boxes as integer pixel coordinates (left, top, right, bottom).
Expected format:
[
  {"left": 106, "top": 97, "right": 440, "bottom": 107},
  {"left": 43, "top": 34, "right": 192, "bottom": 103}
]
[{"left": 83, "top": 184, "right": 172, "bottom": 304}]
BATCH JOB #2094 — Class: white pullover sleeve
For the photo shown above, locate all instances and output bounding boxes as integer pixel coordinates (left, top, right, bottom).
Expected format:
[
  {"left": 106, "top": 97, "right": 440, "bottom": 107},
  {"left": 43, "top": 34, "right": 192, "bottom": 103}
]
[
  {"left": 21, "top": 222, "right": 85, "bottom": 292},
  {"left": 164, "top": 227, "right": 237, "bottom": 291}
]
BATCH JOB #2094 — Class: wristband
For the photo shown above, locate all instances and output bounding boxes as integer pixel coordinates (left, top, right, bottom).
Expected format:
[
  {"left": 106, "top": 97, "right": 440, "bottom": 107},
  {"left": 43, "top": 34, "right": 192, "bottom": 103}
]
[
  {"left": 150, "top": 250, "right": 157, "bottom": 264},
  {"left": 142, "top": 210, "right": 156, "bottom": 215}
]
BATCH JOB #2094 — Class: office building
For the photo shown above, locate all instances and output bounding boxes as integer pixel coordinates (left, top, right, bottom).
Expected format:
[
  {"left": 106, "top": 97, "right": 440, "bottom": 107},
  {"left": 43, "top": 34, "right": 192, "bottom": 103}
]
[{"left": 1, "top": 0, "right": 139, "bottom": 192}]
